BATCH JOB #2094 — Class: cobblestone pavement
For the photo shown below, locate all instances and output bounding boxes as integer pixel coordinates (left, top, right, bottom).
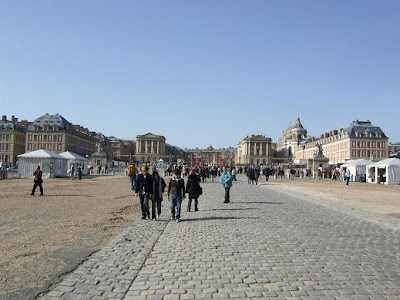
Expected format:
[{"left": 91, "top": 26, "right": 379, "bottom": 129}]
[{"left": 42, "top": 175, "right": 400, "bottom": 299}]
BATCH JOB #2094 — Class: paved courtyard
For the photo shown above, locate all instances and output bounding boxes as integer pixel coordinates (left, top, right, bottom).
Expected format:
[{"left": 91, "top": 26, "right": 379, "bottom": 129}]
[{"left": 42, "top": 175, "right": 400, "bottom": 299}]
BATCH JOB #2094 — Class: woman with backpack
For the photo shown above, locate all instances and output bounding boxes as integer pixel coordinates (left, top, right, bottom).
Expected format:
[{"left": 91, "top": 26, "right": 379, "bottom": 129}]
[{"left": 186, "top": 169, "right": 202, "bottom": 212}]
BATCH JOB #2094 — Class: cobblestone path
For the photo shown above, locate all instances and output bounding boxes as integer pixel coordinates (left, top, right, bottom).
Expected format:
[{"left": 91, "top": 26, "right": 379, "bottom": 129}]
[{"left": 43, "top": 176, "right": 400, "bottom": 299}]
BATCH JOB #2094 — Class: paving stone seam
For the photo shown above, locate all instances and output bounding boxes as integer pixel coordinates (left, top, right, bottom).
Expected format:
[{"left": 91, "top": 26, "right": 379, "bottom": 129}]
[{"left": 121, "top": 217, "right": 171, "bottom": 299}]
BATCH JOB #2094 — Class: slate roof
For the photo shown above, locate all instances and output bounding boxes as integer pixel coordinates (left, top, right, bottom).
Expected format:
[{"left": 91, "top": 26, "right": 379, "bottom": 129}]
[
  {"left": 27, "top": 114, "right": 72, "bottom": 131},
  {"left": 345, "top": 120, "right": 387, "bottom": 139},
  {"left": 0, "top": 121, "right": 26, "bottom": 132}
]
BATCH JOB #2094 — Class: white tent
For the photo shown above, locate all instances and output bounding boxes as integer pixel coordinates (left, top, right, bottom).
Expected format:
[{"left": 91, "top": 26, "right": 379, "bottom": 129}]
[
  {"left": 366, "top": 158, "right": 400, "bottom": 185},
  {"left": 17, "top": 149, "right": 68, "bottom": 179},
  {"left": 59, "top": 151, "right": 89, "bottom": 175},
  {"left": 341, "top": 159, "right": 371, "bottom": 182}
]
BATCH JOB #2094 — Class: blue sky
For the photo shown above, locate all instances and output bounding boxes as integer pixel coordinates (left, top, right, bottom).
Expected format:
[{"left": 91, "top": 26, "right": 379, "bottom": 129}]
[{"left": 1, "top": 0, "right": 399, "bottom": 148}]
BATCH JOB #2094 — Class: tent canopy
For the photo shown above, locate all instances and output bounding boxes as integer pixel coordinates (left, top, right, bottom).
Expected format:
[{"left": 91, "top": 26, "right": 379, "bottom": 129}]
[
  {"left": 59, "top": 151, "right": 88, "bottom": 161},
  {"left": 342, "top": 159, "right": 371, "bottom": 167},
  {"left": 18, "top": 149, "right": 67, "bottom": 160},
  {"left": 369, "top": 157, "right": 400, "bottom": 168}
]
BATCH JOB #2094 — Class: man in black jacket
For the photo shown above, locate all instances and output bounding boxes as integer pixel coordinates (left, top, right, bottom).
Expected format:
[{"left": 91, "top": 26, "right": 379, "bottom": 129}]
[
  {"left": 135, "top": 166, "right": 153, "bottom": 219},
  {"left": 167, "top": 169, "right": 185, "bottom": 222}
]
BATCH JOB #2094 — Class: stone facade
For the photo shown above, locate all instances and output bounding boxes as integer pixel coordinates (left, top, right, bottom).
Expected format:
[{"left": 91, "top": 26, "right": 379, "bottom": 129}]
[
  {"left": 236, "top": 134, "right": 272, "bottom": 166},
  {"left": 186, "top": 146, "right": 236, "bottom": 166},
  {"left": 276, "top": 117, "right": 308, "bottom": 163},
  {"left": 134, "top": 133, "right": 167, "bottom": 163},
  {"left": 0, "top": 115, "right": 28, "bottom": 165},
  {"left": 294, "top": 120, "right": 389, "bottom": 164},
  {"left": 26, "top": 114, "right": 97, "bottom": 157},
  {"left": 108, "top": 136, "right": 135, "bottom": 161}
]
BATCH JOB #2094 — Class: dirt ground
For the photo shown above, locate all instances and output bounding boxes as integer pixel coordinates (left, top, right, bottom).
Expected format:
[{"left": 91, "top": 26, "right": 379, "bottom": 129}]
[
  {"left": 265, "top": 177, "right": 400, "bottom": 217},
  {"left": 0, "top": 176, "right": 141, "bottom": 300}
]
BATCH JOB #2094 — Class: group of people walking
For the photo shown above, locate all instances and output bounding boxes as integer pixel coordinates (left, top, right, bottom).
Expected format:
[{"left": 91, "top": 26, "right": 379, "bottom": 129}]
[{"left": 128, "top": 163, "right": 233, "bottom": 223}]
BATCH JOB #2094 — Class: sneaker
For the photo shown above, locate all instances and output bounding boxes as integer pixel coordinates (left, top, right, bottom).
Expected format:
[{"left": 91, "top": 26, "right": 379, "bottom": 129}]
[
  {"left": 141, "top": 215, "right": 146, "bottom": 220},
  {"left": 170, "top": 215, "right": 175, "bottom": 220},
  {"left": 176, "top": 219, "right": 180, "bottom": 223},
  {"left": 30, "top": 193, "right": 34, "bottom": 196},
  {"left": 156, "top": 214, "right": 160, "bottom": 219}
]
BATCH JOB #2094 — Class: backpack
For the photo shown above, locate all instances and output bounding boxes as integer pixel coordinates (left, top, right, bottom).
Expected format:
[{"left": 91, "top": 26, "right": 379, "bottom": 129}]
[{"left": 128, "top": 165, "right": 136, "bottom": 176}]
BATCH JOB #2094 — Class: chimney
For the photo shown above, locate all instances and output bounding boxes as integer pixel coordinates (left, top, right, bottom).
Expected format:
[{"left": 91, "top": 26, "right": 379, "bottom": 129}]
[
  {"left": 11, "top": 115, "right": 16, "bottom": 123},
  {"left": 2, "top": 115, "right": 6, "bottom": 122}
]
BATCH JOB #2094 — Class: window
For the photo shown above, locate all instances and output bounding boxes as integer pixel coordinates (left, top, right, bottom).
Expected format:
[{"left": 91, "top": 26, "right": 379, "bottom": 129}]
[
  {"left": 357, "top": 141, "right": 361, "bottom": 148},
  {"left": 28, "top": 134, "right": 32, "bottom": 142},
  {"left": 28, "top": 143, "right": 32, "bottom": 150},
  {"left": 362, "top": 151, "right": 366, "bottom": 157},
  {"left": 58, "top": 135, "right": 62, "bottom": 142},
  {"left": 34, "top": 135, "right": 38, "bottom": 142},
  {"left": 357, "top": 150, "right": 361, "bottom": 157},
  {"left": 367, "top": 142, "right": 370, "bottom": 148},
  {"left": 44, "top": 135, "right": 47, "bottom": 142},
  {"left": 33, "top": 144, "right": 37, "bottom": 150},
  {"left": 367, "top": 150, "right": 371, "bottom": 157},
  {"left": 48, "top": 135, "right": 52, "bottom": 142},
  {"left": 352, "top": 141, "right": 356, "bottom": 148},
  {"left": 377, "top": 142, "right": 381, "bottom": 148},
  {"left": 372, "top": 142, "right": 376, "bottom": 148},
  {"left": 57, "top": 144, "right": 62, "bottom": 151},
  {"left": 352, "top": 150, "right": 356, "bottom": 157},
  {"left": 48, "top": 144, "right": 52, "bottom": 151},
  {"left": 382, "top": 142, "right": 386, "bottom": 148},
  {"left": 38, "top": 144, "right": 42, "bottom": 149},
  {"left": 362, "top": 142, "right": 366, "bottom": 148}
]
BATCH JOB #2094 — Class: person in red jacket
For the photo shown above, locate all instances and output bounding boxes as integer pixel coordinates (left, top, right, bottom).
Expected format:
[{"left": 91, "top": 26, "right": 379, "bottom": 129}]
[{"left": 30, "top": 166, "right": 43, "bottom": 196}]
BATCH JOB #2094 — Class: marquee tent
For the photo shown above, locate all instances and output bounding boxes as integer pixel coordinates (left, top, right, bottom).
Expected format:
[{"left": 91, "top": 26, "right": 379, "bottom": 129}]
[
  {"left": 18, "top": 149, "right": 68, "bottom": 179},
  {"left": 366, "top": 158, "right": 400, "bottom": 185},
  {"left": 341, "top": 159, "right": 371, "bottom": 182},
  {"left": 59, "top": 151, "right": 89, "bottom": 175}
]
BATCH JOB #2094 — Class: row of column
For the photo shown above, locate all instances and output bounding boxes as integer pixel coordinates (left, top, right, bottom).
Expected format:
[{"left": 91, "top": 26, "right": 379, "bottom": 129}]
[
  {"left": 246, "top": 142, "right": 268, "bottom": 156},
  {"left": 137, "top": 140, "right": 163, "bottom": 154}
]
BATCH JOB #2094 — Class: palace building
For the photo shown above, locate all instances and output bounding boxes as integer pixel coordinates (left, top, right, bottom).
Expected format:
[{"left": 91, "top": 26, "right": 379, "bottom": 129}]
[
  {"left": 0, "top": 115, "right": 29, "bottom": 165},
  {"left": 294, "top": 120, "right": 389, "bottom": 164},
  {"left": 276, "top": 117, "right": 308, "bottom": 163},
  {"left": 25, "top": 114, "right": 97, "bottom": 157},
  {"left": 236, "top": 134, "right": 272, "bottom": 166}
]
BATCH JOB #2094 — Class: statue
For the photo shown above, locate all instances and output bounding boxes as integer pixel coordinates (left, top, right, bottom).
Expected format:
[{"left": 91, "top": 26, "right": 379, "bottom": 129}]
[
  {"left": 95, "top": 133, "right": 105, "bottom": 153},
  {"left": 316, "top": 144, "right": 323, "bottom": 157}
]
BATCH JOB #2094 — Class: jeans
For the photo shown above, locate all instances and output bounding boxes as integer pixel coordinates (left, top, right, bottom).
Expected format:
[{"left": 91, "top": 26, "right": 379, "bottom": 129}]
[
  {"left": 169, "top": 195, "right": 182, "bottom": 219},
  {"left": 129, "top": 176, "right": 137, "bottom": 190},
  {"left": 139, "top": 193, "right": 150, "bottom": 218}
]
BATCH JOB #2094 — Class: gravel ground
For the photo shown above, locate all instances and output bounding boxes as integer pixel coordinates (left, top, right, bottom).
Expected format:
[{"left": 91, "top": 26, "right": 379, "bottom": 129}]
[{"left": 0, "top": 175, "right": 141, "bottom": 300}]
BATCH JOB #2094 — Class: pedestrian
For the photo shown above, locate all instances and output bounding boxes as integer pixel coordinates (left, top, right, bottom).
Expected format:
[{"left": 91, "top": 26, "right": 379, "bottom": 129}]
[
  {"left": 30, "top": 165, "right": 44, "bottom": 196},
  {"left": 135, "top": 166, "right": 153, "bottom": 219},
  {"left": 220, "top": 166, "right": 233, "bottom": 203},
  {"left": 186, "top": 169, "right": 202, "bottom": 212},
  {"left": 78, "top": 164, "right": 82, "bottom": 180},
  {"left": 346, "top": 169, "right": 351, "bottom": 186},
  {"left": 69, "top": 164, "right": 75, "bottom": 180},
  {"left": 151, "top": 170, "right": 166, "bottom": 219},
  {"left": 127, "top": 162, "right": 137, "bottom": 190},
  {"left": 167, "top": 169, "right": 186, "bottom": 222},
  {"left": 254, "top": 166, "right": 260, "bottom": 185},
  {"left": 232, "top": 167, "right": 237, "bottom": 181}
]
